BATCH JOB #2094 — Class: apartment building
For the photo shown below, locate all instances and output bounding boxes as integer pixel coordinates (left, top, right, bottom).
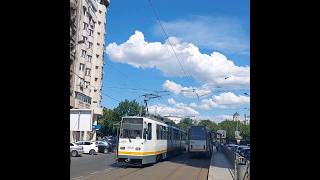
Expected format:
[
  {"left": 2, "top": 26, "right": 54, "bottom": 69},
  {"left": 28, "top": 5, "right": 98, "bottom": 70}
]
[{"left": 70, "top": 0, "right": 109, "bottom": 142}]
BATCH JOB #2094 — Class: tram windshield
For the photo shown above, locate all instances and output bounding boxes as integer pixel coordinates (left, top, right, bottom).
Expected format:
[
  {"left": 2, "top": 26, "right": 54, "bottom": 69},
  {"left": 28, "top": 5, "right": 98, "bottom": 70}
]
[
  {"left": 189, "top": 126, "right": 206, "bottom": 140},
  {"left": 120, "top": 118, "right": 143, "bottom": 139}
]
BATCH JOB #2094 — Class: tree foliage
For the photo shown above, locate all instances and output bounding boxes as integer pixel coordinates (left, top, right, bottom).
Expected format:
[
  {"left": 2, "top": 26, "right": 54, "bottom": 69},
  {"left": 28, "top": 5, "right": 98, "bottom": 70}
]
[
  {"left": 97, "top": 99, "right": 143, "bottom": 136},
  {"left": 98, "top": 99, "right": 250, "bottom": 141},
  {"left": 177, "top": 118, "right": 197, "bottom": 132}
]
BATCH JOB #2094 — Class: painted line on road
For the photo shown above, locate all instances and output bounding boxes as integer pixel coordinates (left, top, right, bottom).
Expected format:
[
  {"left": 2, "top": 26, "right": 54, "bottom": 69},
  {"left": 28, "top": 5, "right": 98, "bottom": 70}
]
[
  {"left": 105, "top": 167, "right": 114, "bottom": 171},
  {"left": 89, "top": 171, "right": 100, "bottom": 175},
  {"left": 71, "top": 176, "right": 83, "bottom": 180}
]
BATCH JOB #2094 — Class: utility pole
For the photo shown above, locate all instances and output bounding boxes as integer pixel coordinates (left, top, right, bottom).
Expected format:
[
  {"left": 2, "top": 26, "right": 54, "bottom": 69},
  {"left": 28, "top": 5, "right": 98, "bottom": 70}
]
[
  {"left": 141, "top": 93, "right": 161, "bottom": 114},
  {"left": 141, "top": 91, "right": 169, "bottom": 115}
]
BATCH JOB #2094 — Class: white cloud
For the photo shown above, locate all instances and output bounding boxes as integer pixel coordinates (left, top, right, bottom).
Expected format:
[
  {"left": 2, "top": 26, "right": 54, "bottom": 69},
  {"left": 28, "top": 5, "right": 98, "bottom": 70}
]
[
  {"left": 198, "top": 114, "right": 250, "bottom": 124},
  {"left": 167, "top": 98, "right": 176, "bottom": 105},
  {"left": 212, "top": 92, "right": 250, "bottom": 106},
  {"left": 163, "top": 80, "right": 211, "bottom": 98},
  {"left": 106, "top": 31, "right": 250, "bottom": 88},
  {"left": 196, "top": 92, "right": 250, "bottom": 110},
  {"left": 153, "top": 16, "right": 249, "bottom": 54},
  {"left": 148, "top": 103, "right": 199, "bottom": 116},
  {"left": 189, "top": 102, "right": 197, "bottom": 108}
]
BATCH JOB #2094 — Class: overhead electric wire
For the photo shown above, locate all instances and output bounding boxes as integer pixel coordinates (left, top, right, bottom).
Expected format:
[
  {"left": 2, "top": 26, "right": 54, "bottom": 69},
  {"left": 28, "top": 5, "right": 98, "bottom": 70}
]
[{"left": 146, "top": 0, "right": 194, "bottom": 84}]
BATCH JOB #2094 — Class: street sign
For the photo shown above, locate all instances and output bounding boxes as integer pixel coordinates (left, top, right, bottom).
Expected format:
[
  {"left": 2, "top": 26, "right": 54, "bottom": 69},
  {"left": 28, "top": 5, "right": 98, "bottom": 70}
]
[{"left": 217, "top": 130, "right": 226, "bottom": 139}]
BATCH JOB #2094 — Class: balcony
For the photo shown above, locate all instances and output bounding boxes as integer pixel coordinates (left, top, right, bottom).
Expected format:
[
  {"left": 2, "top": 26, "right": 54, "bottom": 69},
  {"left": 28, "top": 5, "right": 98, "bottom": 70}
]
[
  {"left": 75, "top": 99, "right": 91, "bottom": 109},
  {"left": 93, "top": 107, "right": 103, "bottom": 115}
]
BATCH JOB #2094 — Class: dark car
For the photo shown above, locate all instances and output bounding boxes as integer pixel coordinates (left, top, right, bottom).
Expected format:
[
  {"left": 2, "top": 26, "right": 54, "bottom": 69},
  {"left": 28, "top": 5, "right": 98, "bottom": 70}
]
[
  {"left": 101, "top": 137, "right": 117, "bottom": 151},
  {"left": 240, "top": 148, "right": 250, "bottom": 160},
  {"left": 95, "top": 141, "right": 112, "bottom": 153}
]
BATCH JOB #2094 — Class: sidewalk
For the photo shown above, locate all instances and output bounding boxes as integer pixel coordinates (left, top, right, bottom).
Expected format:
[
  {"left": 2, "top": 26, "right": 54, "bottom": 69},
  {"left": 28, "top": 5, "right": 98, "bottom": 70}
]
[{"left": 208, "top": 147, "right": 234, "bottom": 180}]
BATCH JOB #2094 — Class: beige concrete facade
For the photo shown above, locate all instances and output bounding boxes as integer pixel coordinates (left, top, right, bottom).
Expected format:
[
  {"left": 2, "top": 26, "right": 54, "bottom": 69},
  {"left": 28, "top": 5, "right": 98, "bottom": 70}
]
[{"left": 70, "top": 0, "right": 109, "bottom": 142}]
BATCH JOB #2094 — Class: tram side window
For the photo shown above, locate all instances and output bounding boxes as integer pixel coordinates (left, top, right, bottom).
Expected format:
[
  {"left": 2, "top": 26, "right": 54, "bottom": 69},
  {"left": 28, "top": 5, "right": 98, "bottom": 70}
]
[
  {"left": 173, "top": 129, "right": 178, "bottom": 140},
  {"left": 156, "top": 125, "right": 160, "bottom": 140},
  {"left": 147, "top": 123, "right": 152, "bottom": 140},
  {"left": 162, "top": 126, "right": 167, "bottom": 140}
]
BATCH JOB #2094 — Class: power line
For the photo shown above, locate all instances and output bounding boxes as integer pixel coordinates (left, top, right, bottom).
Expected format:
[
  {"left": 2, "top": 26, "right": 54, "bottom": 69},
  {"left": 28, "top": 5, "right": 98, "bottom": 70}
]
[
  {"left": 101, "top": 92, "right": 121, "bottom": 102},
  {"left": 146, "top": 0, "right": 194, "bottom": 84}
]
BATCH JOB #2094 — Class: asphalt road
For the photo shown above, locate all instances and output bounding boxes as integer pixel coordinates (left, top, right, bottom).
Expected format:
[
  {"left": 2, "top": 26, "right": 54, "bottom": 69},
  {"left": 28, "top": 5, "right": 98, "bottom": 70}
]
[
  {"left": 70, "top": 152, "right": 118, "bottom": 179},
  {"left": 70, "top": 152, "right": 211, "bottom": 180}
]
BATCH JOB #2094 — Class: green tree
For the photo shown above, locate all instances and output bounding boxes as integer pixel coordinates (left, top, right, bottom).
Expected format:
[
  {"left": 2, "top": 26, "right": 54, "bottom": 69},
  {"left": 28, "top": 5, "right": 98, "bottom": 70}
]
[
  {"left": 218, "top": 120, "right": 237, "bottom": 140},
  {"left": 198, "top": 120, "right": 218, "bottom": 132},
  {"left": 98, "top": 99, "right": 144, "bottom": 136},
  {"left": 177, "top": 118, "right": 196, "bottom": 132},
  {"left": 113, "top": 99, "right": 141, "bottom": 121},
  {"left": 216, "top": 120, "right": 250, "bottom": 141}
]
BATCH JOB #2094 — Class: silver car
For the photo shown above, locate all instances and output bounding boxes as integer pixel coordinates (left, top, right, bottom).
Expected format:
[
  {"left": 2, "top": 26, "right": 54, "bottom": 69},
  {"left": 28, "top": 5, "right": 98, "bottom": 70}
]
[{"left": 70, "top": 142, "right": 84, "bottom": 157}]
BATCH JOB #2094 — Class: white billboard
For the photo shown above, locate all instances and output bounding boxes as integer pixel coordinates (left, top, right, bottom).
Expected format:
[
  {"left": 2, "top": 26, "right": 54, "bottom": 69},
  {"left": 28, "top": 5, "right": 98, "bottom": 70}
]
[{"left": 70, "top": 109, "right": 93, "bottom": 131}]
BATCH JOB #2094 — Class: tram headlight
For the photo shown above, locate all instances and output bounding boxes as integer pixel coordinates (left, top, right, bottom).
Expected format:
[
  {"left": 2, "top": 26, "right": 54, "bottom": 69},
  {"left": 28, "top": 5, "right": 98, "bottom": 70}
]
[{"left": 135, "top": 147, "right": 141, "bottom": 151}]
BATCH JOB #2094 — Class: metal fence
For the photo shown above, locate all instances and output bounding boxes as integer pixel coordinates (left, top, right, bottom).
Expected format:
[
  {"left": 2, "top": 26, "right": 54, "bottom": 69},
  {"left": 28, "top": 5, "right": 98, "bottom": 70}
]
[{"left": 222, "top": 146, "right": 250, "bottom": 180}]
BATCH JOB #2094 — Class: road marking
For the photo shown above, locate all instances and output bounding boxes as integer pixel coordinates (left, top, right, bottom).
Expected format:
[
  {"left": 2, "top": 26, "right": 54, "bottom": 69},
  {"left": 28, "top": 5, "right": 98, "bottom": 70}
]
[
  {"left": 71, "top": 176, "right": 83, "bottom": 180},
  {"left": 89, "top": 171, "right": 99, "bottom": 174}
]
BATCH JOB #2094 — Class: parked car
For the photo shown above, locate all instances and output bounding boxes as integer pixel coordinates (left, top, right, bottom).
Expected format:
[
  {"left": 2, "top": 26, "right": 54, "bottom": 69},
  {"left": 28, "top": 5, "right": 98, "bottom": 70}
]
[
  {"left": 101, "top": 138, "right": 116, "bottom": 152},
  {"left": 227, "top": 144, "right": 237, "bottom": 150},
  {"left": 95, "top": 141, "right": 112, "bottom": 153},
  {"left": 236, "top": 145, "right": 249, "bottom": 154},
  {"left": 70, "top": 142, "right": 84, "bottom": 157},
  {"left": 240, "top": 147, "right": 250, "bottom": 160},
  {"left": 75, "top": 141, "right": 98, "bottom": 155}
]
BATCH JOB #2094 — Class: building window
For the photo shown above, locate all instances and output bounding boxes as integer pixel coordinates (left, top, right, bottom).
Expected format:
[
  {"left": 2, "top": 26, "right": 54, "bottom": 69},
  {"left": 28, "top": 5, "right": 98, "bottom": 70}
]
[
  {"left": 85, "top": 68, "right": 91, "bottom": 76},
  {"left": 75, "top": 91, "right": 91, "bottom": 104},
  {"left": 98, "top": 21, "right": 101, "bottom": 25},
  {"left": 94, "top": 89, "right": 97, "bottom": 92},
  {"left": 82, "top": 36, "right": 87, "bottom": 42},
  {"left": 83, "top": 6, "right": 87, "bottom": 16},
  {"left": 81, "top": 50, "right": 86, "bottom": 58},
  {"left": 97, "top": 32, "right": 101, "bottom": 35},
  {"left": 84, "top": 81, "right": 90, "bottom": 88},
  {"left": 96, "top": 54, "right": 100, "bottom": 58},
  {"left": 87, "top": 55, "right": 92, "bottom": 62},
  {"left": 95, "top": 77, "right": 98, "bottom": 81},
  {"left": 97, "top": 43, "right": 100, "bottom": 46},
  {"left": 99, "top": 10, "right": 102, "bottom": 14},
  {"left": 88, "top": 42, "right": 93, "bottom": 48},
  {"left": 95, "top": 66, "right": 98, "bottom": 69},
  {"left": 83, "top": 22, "right": 88, "bottom": 30},
  {"left": 79, "top": 63, "right": 85, "bottom": 71},
  {"left": 89, "top": 29, "right": 93, "bottom": 36},
  {"left": 93, "top": 101, "right": 97, "bottom": 103}
]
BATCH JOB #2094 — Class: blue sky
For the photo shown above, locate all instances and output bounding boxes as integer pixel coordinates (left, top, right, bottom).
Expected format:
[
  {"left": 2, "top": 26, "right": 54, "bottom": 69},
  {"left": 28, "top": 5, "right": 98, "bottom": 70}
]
[{"left": 101, "top": 0, "right": 250, "bottom": 123}]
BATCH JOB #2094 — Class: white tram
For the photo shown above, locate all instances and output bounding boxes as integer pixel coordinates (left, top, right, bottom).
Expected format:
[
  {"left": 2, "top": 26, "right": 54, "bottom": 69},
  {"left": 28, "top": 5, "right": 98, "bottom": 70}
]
[{"left": 117, "top": 116, "right": 187, "bottom": 166}]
